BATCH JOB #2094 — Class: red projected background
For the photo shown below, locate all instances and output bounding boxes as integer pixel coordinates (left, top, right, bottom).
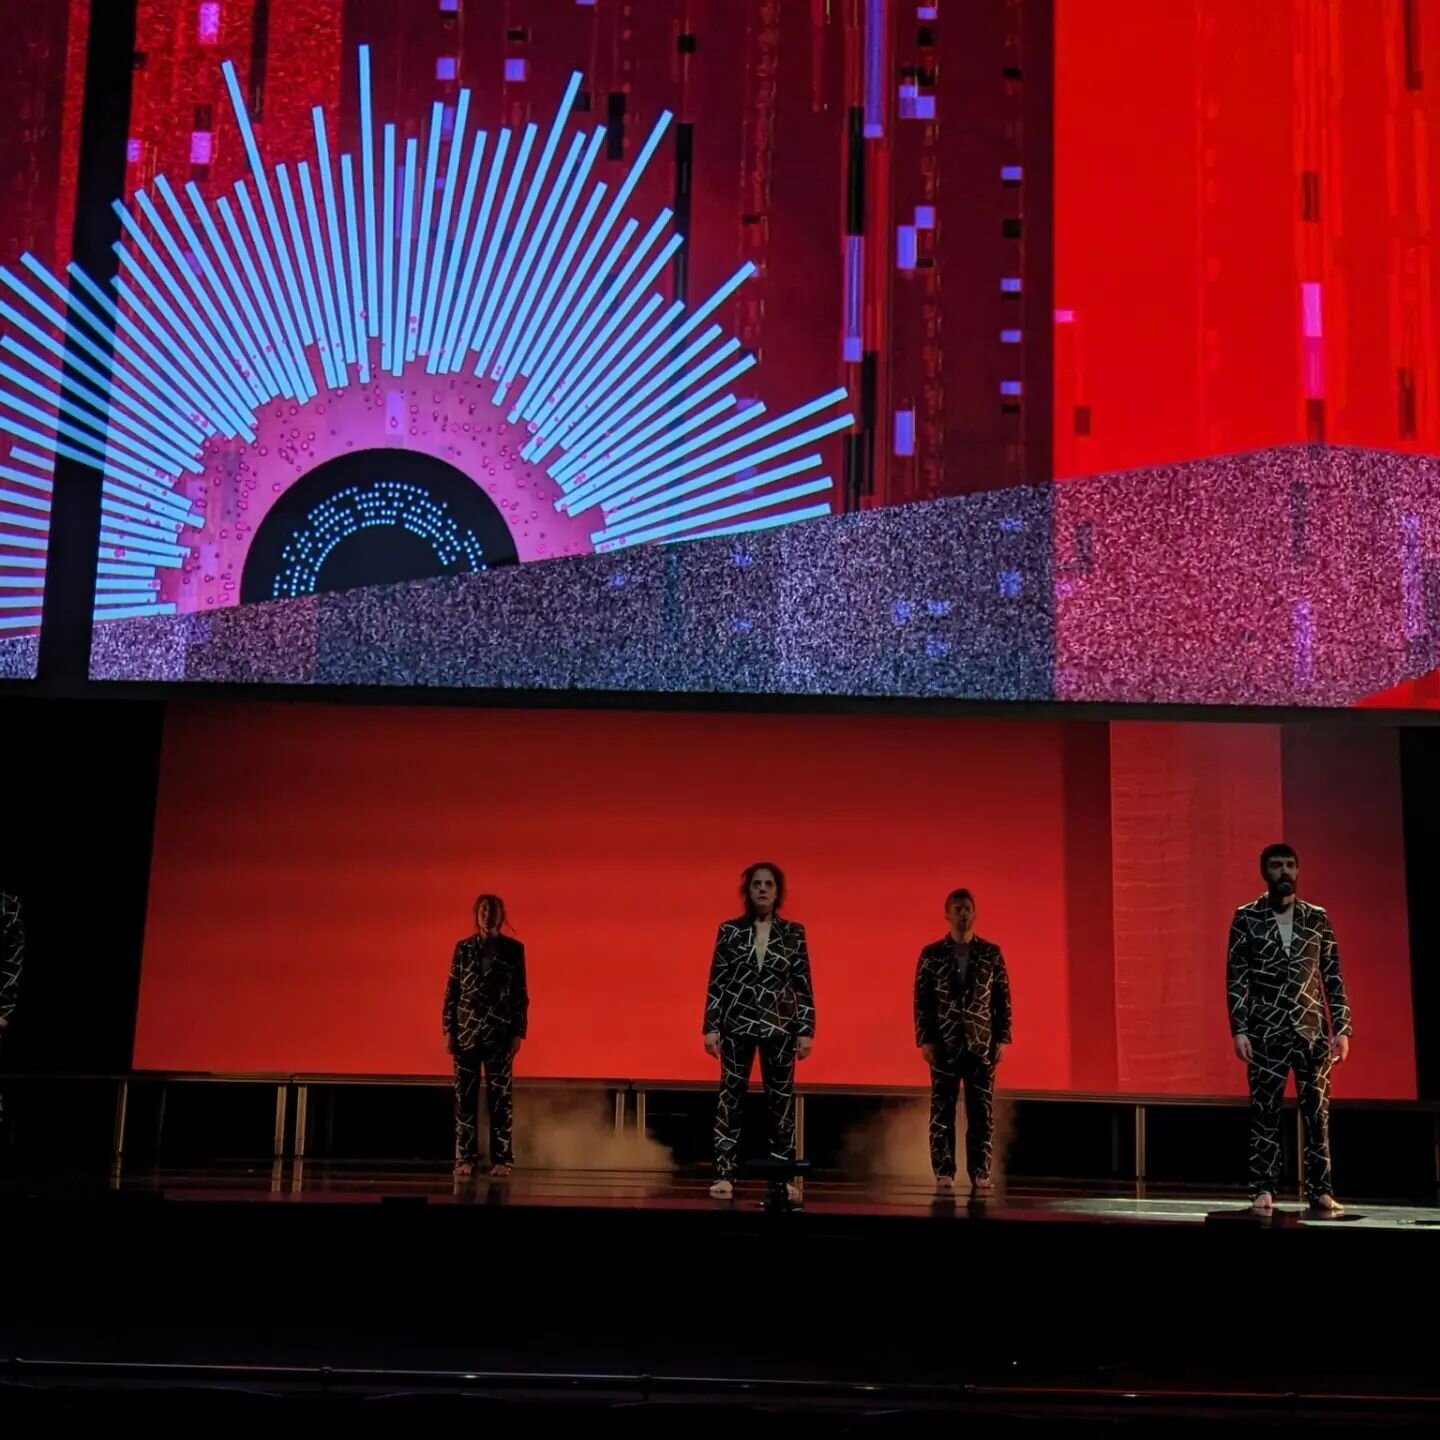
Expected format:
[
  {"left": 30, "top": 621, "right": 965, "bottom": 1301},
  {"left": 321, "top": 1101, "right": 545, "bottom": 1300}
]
[{"left": 135, "top": 703, "right": 1417, "bottom": 1099}]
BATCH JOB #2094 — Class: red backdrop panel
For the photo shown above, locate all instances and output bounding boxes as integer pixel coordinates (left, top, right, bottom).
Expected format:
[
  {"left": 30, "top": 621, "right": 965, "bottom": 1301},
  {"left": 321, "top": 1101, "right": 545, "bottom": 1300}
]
[
  {"left": 135, "top": 703, "right": 1417, "bottom": 1099},
  {"left": 135, "top": 703, "right": 1074, "bottom": 1086}
]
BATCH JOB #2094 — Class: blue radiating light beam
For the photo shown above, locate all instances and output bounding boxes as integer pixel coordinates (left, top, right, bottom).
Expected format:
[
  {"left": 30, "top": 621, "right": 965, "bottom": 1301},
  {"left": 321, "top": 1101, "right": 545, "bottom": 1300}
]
[
  {"left": 311, "top": 110, "right": 357, "bottom": 368},
  {"left": 553, "top": 341, "right": 750, "bottom": 487},
  {"left": 233, "top": 181, "right": 316, "bottom": 398},
  {"left": 0, "top": 282, "right": 202, "bottom": 456},
  {"left": 299, "top": 161, "right": 348, "bottom": 389},
  {"left": 508, "top": 109, "right": 672, "bottom": 408},
  {"left": 154, "top": 175, "right": 286, "bottom": 400},
  {"left": 601, "top": 408, "right": 855, "bottom": 527},
  {"left": 501, "top": 180, "right": 609, "bottom": 412},
  {"left": 278, "top": 163, "right": 341, "bottom": 389},
  {"left": 593, "top": 458, "right": 828, "bottom": 543},
  {"left": 417, "top": 89, "right": 472, "bottom": 358},
  {"left": 570, "top": 396, "right": 762, "bottom": 516},
  {"left": 110, "top": 210, "right": 259, "bottom": 427},
  {"left": 558, "top": 392, "right": 737, "bottom": 500},
  {"left": 1, "top": 332, "right": 197, "bottom": 476},
  {"left": 338, "top": 155, "right": 371, "bottom": 385},
  {"left": 434, "top": 126, "right": 516, "bottom": 373},
  {"left": 557, "top": 349, "right": 754, "bottom": 493},
  {"left": 214, "top": 190, "right": 312, "bottom": 400},
  {"left": 0, "top": 356, "right": 186, "bottom": 484},
  {"left": 516, "top": 210, "right": 672, "bottom": 433},
  {"left": 538, "top": 296, "right": 682, "bottom": 475},
  {"left": 483, "top": 127, "right": 595, "bottom": 396},
  {"left": 493, "top": 166, "right": 605, "bottom": 405},
  {"left": 19, "top": 256, "right": 217, "bottom": 442},
  {"left": 445, "top": 122, "right": 537, "bottom": 373},
  {"left": 426, "top": 122, "right": 490, "bottom": 372},
  {"left": 521, "top": 226, "right": 684, "bottom": 442},
  {"left": 80, "top": 264, "right": 251, "bottom": 441},
  {"left": 380, "top": 125, "right": 397, "bottom": 373},
  {"left": 131, "top": 189, "right": 269, "bottom": 406},
  {"left": 471, "top": 71, "right": 583, "bottom": 376},
  {"left": 390, "top": 135, "right": 419, "bottom": 378},
  {"left": 358, "top": 45, "right": 380, "bottom": 337},
  {"left": 537, "top": 261, "right": 756, "bottom": 464},
  {"left": 406, "top": 103, "right": 445, "bottom": 363},
  {"left": 185, "top": 181, "right": 302, "bottom": 400},
  {"left": 596, "top": 477, "right": 834, "bottom": 549},
  {"left": 221, "top": 61, "right": 316, "bottom": 349}
]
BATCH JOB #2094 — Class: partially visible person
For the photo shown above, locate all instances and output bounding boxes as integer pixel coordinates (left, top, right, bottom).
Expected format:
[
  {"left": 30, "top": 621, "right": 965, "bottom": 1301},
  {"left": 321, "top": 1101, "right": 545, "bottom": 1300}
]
[
  {"left": 0, "top": 889, "right": 22, "bottom": 1131},
  {"left": 914, "top": 888, "right": 1012, "bottom": 1194},
  {"left": 1227, "top": 843, "right": 1351, "bottom": 1215},
  {"left": 703, "top": 862, "right": 816, "bottom": 1201},
  {"left": 443, "top": 894, "right": 528, "bottom": 1178}
]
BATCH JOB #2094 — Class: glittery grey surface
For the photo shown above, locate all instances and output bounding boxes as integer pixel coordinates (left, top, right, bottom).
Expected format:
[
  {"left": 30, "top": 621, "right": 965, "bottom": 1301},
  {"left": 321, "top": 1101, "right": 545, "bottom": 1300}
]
[
  {"left": 0, "top": 634, "right": 38, "bottom": 681},
  {"left": 83, "top": 444, "right": 1440, "bottom": 707}
]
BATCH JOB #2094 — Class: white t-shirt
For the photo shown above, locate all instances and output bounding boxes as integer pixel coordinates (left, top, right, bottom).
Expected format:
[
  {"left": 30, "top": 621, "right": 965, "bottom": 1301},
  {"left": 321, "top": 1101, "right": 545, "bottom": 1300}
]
[{"left": 1275, "top": 910, "right": 1295, "bottom": 953}]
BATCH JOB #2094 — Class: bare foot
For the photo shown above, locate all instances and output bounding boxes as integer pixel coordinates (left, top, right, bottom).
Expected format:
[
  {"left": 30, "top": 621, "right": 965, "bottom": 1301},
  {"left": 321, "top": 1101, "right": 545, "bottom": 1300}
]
[
  {"left": 1309, "top": 1194, "right": 1344, "bottom": 1216},
  {"left": 453, "top": 1162, "right": 475, "bottom": 1179},
  {"left": 971, "top": 1175, "right": 994, "bottom": 1193},
  {"left": 709, "top": 1178, "right": 734, "bottom": 1200},
  {"left": 489, "top": 1163, "right": 512, "bottom": 1178},
  {"left": 785, "top": 1181, "right": 803, "bottom": 1206},
  {"left": 1252, "top": 1191, "right": 1274, "bottom": 1214},
  {"left": 935, "top": 1176, "right": 955, "bottom": 1192}
]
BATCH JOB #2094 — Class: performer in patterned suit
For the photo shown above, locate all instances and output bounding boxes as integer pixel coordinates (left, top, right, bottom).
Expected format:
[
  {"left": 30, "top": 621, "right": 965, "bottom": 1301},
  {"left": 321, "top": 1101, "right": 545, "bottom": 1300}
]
[
  {"left": 703, "top": 862, "right": 816, "bottom": 1200},
  {"left": 443, "top": 894, "right": 528, "bottom": 1178},
  {"left": 914, "top": 888, "right": 1012, "bottom": 1192},
  {"left": 1227, "top": 843, "right": 1351, "bottom": 1215},
  {"left": 0, "top": 890, "right": 22, "bottom": 1131}
]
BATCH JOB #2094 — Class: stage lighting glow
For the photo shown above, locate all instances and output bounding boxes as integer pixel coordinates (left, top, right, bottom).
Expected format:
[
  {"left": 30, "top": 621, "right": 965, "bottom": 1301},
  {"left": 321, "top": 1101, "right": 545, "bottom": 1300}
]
[{"left": 0, "top": 45, "right": 850, "bottom": 629}]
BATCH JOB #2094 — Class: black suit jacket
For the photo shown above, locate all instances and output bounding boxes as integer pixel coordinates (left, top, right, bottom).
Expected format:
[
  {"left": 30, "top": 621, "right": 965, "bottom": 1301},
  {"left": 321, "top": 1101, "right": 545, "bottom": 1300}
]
[
  {"left": 443, "top": 933, "right": 529, "bottom": 1055},
  {"left": 914, "top": 934, "right": 1012, "bottom": 1061},
  {"left": 703, "top": 915, "right": 816, "bottom": 1040},
  {"left": 0, "top": 892, "right": 22, "bottom": 1025},
  {"left": 1226, "top": 896, "right": 1352, "bottom": 1046}
]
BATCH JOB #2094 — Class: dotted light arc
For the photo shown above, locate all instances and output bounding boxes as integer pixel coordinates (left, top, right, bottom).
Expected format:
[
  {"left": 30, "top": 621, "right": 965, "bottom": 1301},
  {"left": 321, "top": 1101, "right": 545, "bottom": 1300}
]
[{"left": 0, "top": 46, "right": 853, "bottom": 630}]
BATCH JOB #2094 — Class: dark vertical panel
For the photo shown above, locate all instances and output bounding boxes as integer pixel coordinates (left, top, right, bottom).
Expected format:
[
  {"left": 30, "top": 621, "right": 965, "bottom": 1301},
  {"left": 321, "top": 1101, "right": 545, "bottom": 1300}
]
[
  {"left": 672, "top": 121, "right": 694, "bottom": 303},
  {"left": 34, "top": 0, "right": 138, "bottom": 691},
  {"left": 0, "top": 699, "right": 164, "bottom": 1071},
  {"left": 1020, "top": 0, "right": 1054, "bottom": 487}
]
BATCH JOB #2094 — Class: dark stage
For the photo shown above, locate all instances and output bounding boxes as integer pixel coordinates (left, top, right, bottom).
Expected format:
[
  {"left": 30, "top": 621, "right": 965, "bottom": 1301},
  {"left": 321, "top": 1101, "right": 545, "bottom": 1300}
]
[{"left": 4, "top": 1161, "right": 1439, "bottom": 1426}]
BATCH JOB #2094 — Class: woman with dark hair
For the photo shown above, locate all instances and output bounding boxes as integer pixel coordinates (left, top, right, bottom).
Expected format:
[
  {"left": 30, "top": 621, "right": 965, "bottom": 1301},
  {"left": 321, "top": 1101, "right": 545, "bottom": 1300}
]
[
  {"left": 702, "top": 862, "right": 816, "bottom": 1200},
  {"left": 443, "top": 894, "right": 528, "bottom": 1178}
]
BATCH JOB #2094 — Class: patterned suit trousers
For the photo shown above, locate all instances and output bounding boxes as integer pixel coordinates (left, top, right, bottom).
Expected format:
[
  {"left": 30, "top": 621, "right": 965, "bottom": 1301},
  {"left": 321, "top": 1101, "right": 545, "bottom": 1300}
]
[
  {"left": 929, "top": 1049, "right": 996, "bottom": 1181},
  {"left": 714, "top": 1032, "right": 797, "bottom": 1180},
  {"left": 453, "top": 1048, "right": 514, "bottom": 1167},
  {"left": 1247, "top": 1033, "right": 1333, "bottom": 1203}
]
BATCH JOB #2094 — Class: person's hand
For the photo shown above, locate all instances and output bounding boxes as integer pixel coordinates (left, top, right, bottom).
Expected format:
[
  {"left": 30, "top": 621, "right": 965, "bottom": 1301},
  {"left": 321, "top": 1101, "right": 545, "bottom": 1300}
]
[
  {"left": 510, "top": 1035, "right": 524, "bottom": 1057},
  {"left": 797, "top": 1035, "right": 814, "bottom": 1061},
  {"left": 1330, "top": 1033, "right": 1350, "bottom": 1064},
  {"left": 920, "top": 1043, "right": 936, "bottom": 1068},
  {"left": 704, "top": 1031, "right": 722, "bottom": 1059},
  {"left": 992, "top": 1043, "right": 1007, "bottom": 1066},
  {"left": 0, "top": 1014, "right": 9, "bottom": 1030},
  {"left": 1233, "top": 1034, "right": 1253, "bottom": 1063}
]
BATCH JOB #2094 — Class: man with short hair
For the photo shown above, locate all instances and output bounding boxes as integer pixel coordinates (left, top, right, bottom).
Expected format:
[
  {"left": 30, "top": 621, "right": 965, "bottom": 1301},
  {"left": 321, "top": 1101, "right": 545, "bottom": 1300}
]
[
  {"left": 1227, "top": 843, "right": 1351, "bottom": 1215},
  {"left": 914, "top": 888, "right": 1012, "bottom": 1193}
]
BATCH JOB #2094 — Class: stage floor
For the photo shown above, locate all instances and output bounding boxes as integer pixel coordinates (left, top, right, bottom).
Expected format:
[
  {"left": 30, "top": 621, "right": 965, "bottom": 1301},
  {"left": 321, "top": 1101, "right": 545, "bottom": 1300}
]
[
  {"left": 54, "top": 1162, "right": 1440, "bottom": 1231},
  {"left": 4, "top": 1160, "right": 1439, "bottom": 1422}
]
